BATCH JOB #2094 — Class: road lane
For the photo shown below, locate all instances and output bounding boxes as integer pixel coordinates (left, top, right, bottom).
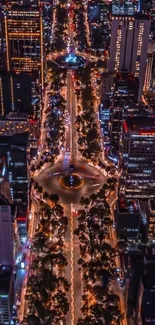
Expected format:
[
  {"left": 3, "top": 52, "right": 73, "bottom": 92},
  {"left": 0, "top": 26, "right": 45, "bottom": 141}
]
[{"left": 21, "top": 2, "right": 127, "bottom": 324}]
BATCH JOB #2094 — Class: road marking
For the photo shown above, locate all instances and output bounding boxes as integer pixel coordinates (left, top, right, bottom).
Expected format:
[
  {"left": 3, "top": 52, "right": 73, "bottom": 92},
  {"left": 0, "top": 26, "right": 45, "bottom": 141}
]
[{"left": 70, "top": 208, "right": 75, "bottom": 325}]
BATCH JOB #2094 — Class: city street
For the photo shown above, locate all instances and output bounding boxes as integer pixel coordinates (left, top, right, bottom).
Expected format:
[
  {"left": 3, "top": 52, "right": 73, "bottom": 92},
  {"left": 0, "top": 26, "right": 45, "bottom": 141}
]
[
  {"left": 20, "top": 1, "right": 127, "bottom": 324},
  {"left": 35, "top": 160, "right": 106, "bottom": 203},
  {"left": 33, "top": 5, "right": 109, "bottom": 324},
  {"left": 35, "top": 38, "right": 108, "bottom": 323}
]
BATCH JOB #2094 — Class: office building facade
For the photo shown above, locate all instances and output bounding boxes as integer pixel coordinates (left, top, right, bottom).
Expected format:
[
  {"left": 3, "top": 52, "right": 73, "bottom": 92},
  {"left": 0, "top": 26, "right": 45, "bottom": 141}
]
[
  {"left": 109, "top": 14, "right": 151, "bottom": 99},
  {"left": 87, "top": 0, "right": 110, "bottom": 50},
  {"left": 0, "top": 11, "right": 5, "bottom": 71},
  {"left": 0, "top": 72, "right": 40, "bottom": 118},
  {"left": 0, "top": 133, "right": 29, "bottom": 209},
  {"left": 110, "top": 72, "right": 139, "bottom": 149},
  {"left": 99, "top": 97, "right": 111, "bottom": 145},
  {"left": 115, "top": 198, "right": 141, "bottom": 239},
  {"left": 0, "top": 134, "right": 29, "bottom": 243},
  {"left": 0, "top": 195, "right": 13, "bottom": 266},
  {"left": 136, "top": 262, "right": 155, "bottom": 325},
  {"left": 112, "top": 0, "right": 139, "bottom": 16},
  {"left": 119, "top": 117, "right": 155, "bottom": 199},
  {"left": 144, "top": 41, "right": 155, "bottom": 90},
  {"left": 0, "top": 265, "right": 14, "bottom": 325},
  {"left": 4, "top": 7, "right": 44, "bottom": 88},
  {"left": 148, "top": 198, "right": 155, "bottom": 239},
  {"left": 0, "top": 113, "right": 39, "bottom": 144}
]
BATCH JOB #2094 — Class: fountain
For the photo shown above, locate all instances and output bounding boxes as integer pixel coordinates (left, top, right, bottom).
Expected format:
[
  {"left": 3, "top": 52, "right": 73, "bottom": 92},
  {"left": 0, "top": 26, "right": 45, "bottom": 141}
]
[
  {"left": 59, "top": 173, "right": 84, "bottom": 189},
  {"left": 55, "top": 52, "right": 87, "bottom": 69}
]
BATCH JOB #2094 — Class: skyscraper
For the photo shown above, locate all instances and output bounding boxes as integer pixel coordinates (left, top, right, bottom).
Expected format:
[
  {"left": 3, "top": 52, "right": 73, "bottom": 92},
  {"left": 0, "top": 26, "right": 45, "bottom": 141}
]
[
  {"left": 115, "top": 198, "right": 141, "bottom": 239},
  {"left": 135, "top": 261, "right": 155, "bottom": 325},
  {"left": 112, "top": 0, "right": 139, "bottom": 16},
  {"left": 0, "top": 11, "right": 5, "bottom": 71},
  {"left": 4, "top": 6, "right": 44, "bottom": 88},
  {"left": 148, "top": 198, "right": 155, "bottom": 239},
  {"left": 0, "top": 133, "right": 29, "bottom": 209},
  {"left": 87, "top": 0, "right": 110, "bottom": 50},
  {"left": 0, "top": 133, "right": 29, "bottom": 243},
  {"left": 110, "top": 72, "right": 139, "bottom": 149},
  {"left": 119, "top": 116, "right": 155, "bottom": 198},
  {"left": 99, "top": 96, "right": 111, "bottom": 145},
  {"left": 0, "top": 72, "right": 40, "bottom": 118},
  {"left": 0, "top": 194, "right": 14, "bottom": 266},
  {"left": 109, "top": 14, "right": 151, "bottom": 99},
  {"left": 143, "top": 41, "right": 155, "bottom": 91},
  {"left": 0, "top": 265, "right": 14, "bottom": 325}
]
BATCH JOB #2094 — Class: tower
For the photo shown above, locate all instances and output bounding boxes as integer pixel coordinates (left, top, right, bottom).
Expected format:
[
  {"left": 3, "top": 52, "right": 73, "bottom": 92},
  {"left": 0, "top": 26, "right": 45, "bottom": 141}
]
[
  {"left": 4, "top": 4, "right": 44, "bottom": 89},
  {"left": 119, "top": 116, "right": 155, "bottom": 198},
  {"left": 0, "top": 195, "right": 14, "bottom": 266},
  {"left": 143, "top": 41, "right": 155, "bottom": 90},
  {"left": 109, "top": 14, "right": 151, "bottom": 100},
  {"left": 110, "top": 72, "right": 139, "bottom": 150}
]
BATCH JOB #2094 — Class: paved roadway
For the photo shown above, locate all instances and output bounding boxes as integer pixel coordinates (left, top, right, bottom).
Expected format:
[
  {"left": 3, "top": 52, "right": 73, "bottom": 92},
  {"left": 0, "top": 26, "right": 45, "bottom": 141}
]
[
  {"left": 67, "top": 69, "right": 78, "bottom": 162},
  {"left": 34, "top": 6, "right": 107, "bottom": 325},
  {"left": 110, "top": 199, "right": 127, "bottom": 325},
  {"left": 35, "top": 159, "right": 105, "bottom": 203},
  {"left": 35, "top": 67, "right": 106, "bottom": 324},
  {"left": 20, "top": 2, "right": 127, "bottom": 325}
]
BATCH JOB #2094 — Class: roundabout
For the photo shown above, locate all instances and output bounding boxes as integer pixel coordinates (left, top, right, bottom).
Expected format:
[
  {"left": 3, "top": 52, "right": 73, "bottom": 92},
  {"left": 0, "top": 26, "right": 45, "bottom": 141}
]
[
  {"left": 34, "top": 160, "right": 106, "bottom": 204},
  {"left": 59, "top": 173, "right": 84, "bottom": 189}
]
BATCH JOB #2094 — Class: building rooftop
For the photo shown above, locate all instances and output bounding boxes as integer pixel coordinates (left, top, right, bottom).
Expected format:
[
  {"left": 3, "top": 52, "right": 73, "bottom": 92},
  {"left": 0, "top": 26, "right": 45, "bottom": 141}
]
[
  {"left": 143, "top": 264, "right": 155, "bottom": 289},
  {"left": 6, "top": 112, "right": 29, "bottom": 120},
  {"left": 112, "top": 13, "right": 150, "bottom": 20},
  {"left": 149, "top": 198, "right": 155, "bottom": 213},
  {"left": 117, "top": 198, "right": 141, "bottom": 214},
  {"left": 0, "top": 266, "right": 12, "bottom": 295},
  {"left": 141, "top": 290, "right": 155, "bottom": 323},
  {"left": 123, "top": 101, "right": 155, "bottom": 116},
  {"left": 124, "top": 116, "right": 155, "bottom": 134},
  {"left": 0, "top": 193, "right": 10, "bottom": 206},
  {"left": 0, "top": 132, "right": 29, "bottom": 146},
  {"left": 115, "top": 72, "right": 139, "bottom": 83},
  {"left": 9, "top": 4, "right": 39, "bottom": 11},
  {"left": 100, "top": 99, "right": 110, "bottom": 109},
  {"left": 114, "top": 72, "right": 139, "bottom": 98}
]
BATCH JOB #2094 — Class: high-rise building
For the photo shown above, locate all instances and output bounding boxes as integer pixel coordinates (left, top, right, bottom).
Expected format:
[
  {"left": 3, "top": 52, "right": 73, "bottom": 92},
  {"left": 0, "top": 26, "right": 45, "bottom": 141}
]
[
  {"left": 109, "top": 14, "right": 151, "bottom": 99},
  {"left": 0, "top": 112, "right": 39, "bottom": 144},
  {"left": 0, "top": 72, "right": 40, "bottom": 118},
  {"left": 99, "top": 96, "right": 111, "bottom": 145},
  {"left": 0, "top": 194, "right": 14, "bottom": 266},
  {"left": 87, "top": 0, "right": 110, "bottom": 50},
  {"left": 110, "top": 72, "right": 139, "bottom": 149},
  {"left": 140, "top": 0, "right": 153, "bottom": 14},
  {"left": 0, "top": 133, "right": 29, "bottom": 210},
  {"left": 112, "top": 0, "right": 139, "bottom": 16},
  {"left": 101, "top": 71, "right": 115, "bottom": 96},
  {"left": 0, "top": 11, "right": 5, "bottom": 71},
  {"left": 0, "top": 265, "right": 14, "bottom": 325},
  {"left": 143, "top": 41, "right": 155, "bottom": 90},
  {"left": 124, "top": 249, "right": 155, "bottom": 325},
  {"left": 41, "top": 2, "right": 53, "bottom": 55},
  {"left": 119, "top": 116, "right": 155, "bottom": 199},
  {"left": 0, "top": 133, "right": 29, "bottom": 243},
  {"left": 148, "top": 198, "right": 155, "bottom": 239},
  {"left": 4, "top": 6, "right": 44, "bottom": 88},
  {"left": 135, "top": 261, "right": 155, "bottom": 325},
  {"left": 115, "top": 198, "right": 141, "bottom": 239}
]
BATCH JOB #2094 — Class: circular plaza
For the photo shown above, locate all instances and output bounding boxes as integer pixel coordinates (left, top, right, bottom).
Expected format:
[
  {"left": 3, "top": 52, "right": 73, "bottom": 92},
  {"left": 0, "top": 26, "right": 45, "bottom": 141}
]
[
  {"left": 59, "top": 173, "right": 84, "bottom": 189},
  {"left": 55, "top": 52, "right": 87, "bottom": 69}
]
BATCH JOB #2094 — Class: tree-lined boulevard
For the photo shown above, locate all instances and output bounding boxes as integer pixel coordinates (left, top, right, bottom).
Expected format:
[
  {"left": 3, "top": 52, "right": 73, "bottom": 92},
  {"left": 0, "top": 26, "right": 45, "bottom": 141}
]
[{"left": 20, "top": 0, "right": 127, "bottom": 324}]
